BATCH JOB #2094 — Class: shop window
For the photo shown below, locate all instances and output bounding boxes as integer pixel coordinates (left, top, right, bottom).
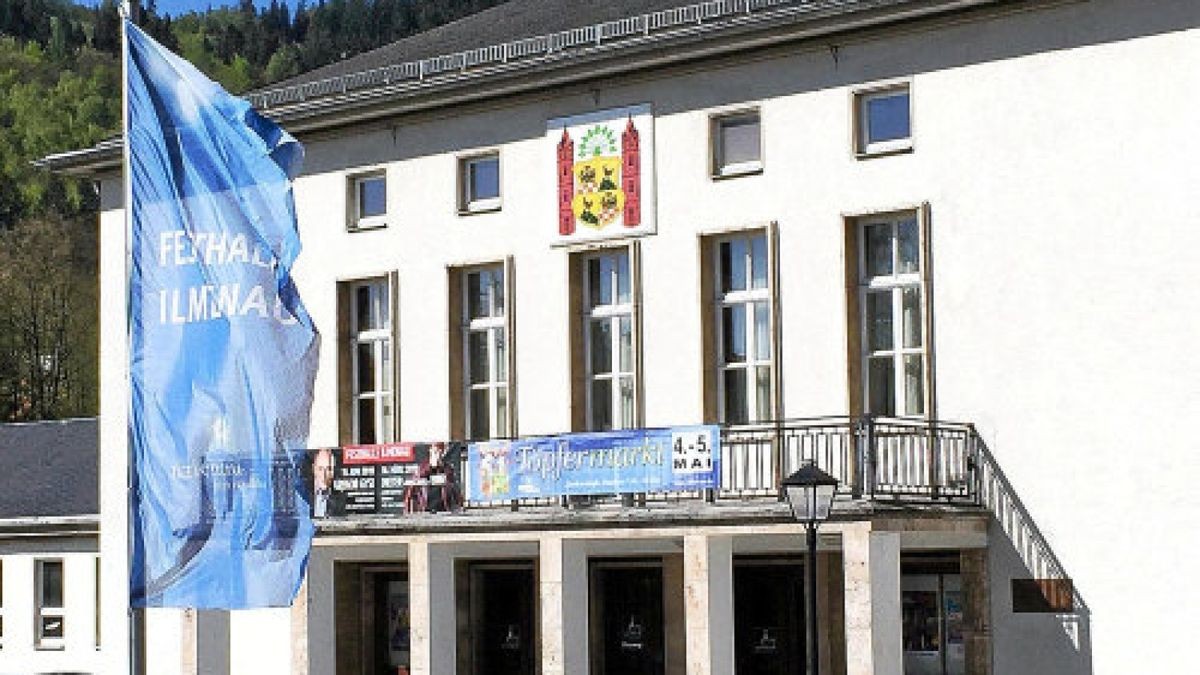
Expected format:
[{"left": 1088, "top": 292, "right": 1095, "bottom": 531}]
[
  {"left": 36, "top": 559, "right": 64, "bottom": 649},
  {"left": 450, "top": 260, "right": 515, "bottom": 440},
  {"left": 338, "top": 276, "right": 398, "bottom": 444},
  {"left": 711, "top": 110, "right": 762, "bottom": 178},
  {"left": 459, "top": 152, "right": 501, "bottom": 214},
  {"left": 848, "top": 209, "right": 932, "bottom": 417},
  {"left": 348, "top": 171, "right": 388, "bottom": 231},
  {"left": 855, "top": 83, "right": 912, "bottom": 156},
  {"left": 571, "top": 244, "right": 641, "bottom": 431},
  {"left": 702, "top": 227, "right": 779, "bottom": 425}
]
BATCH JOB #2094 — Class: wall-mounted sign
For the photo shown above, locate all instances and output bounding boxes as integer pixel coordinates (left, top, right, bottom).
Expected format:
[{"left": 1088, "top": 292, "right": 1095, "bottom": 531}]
[
  {"left": 467, "top": 426, "right": 719, "bottom": 501},
  {"left": 305, "top": 442, "right": 463, "bottom": 517},
  {"left": 549, "top": 104, "right": 656, "bottom": 245}
]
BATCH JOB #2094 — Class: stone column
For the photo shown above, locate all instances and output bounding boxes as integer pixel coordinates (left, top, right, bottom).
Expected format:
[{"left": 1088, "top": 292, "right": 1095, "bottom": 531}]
[
  {"left": 290, "top": 575, "right": 309, "bottom": 675},
  {"left": 175, "top": 608, "right": 228, "bottom": 675},
  {"left": 961, "top": 548, "right": 992, "bottom": 675},
  {"left": 540, "top": 536, "right": 589, "bottom": 675},
  {"left": 683, "top": 534, "right": 734, "bottom": 675},
  {"left": 409, "top": 540, "right": 455, "bottom": 675},
  {"left": 843, "top": 524, "right": 902, "bottom": 675}
]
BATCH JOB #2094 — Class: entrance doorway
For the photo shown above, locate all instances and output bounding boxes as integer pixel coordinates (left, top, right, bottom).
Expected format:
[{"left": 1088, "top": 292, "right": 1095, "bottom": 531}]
[
  {"left": 358, "top": 565, "right": 410, "bottom": 675},
  {"left": 902, "top": 555, "right": 965, "bottom": 675},
  {"left": 734, "top": 559, "right": 805, "bottom": 675},
  {"left": 465, "top": 561, "right": 537, "bottom": 675},
  {"left": 590, "top": 560, "right": 665, "bottom": 675}
]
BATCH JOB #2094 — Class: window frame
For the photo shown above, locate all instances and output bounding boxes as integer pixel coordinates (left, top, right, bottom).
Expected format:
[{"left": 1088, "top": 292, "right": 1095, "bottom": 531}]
[
  {"left": 459, "top": 261, "right": 514, "bottom": 440},
  {"left": 347, "top": 170, "right": 388, "bottom": 231},
  {"left": 854, "top": 82, "right": 913, "bottom": 158},
  {"left": 0, "top": 558, "right": 5, "bottom": 650},
  {"left": 35, "top": 558, "right": 65, "bottom": 650},
  {"left": 349, "top": 277, "right": 397, "bottom": 444},
  {"left": 458, "top": 151, "right": 502, "bottom": 215},
  {"left": 708, "top": 226, "right": 779, "bottom": 426},
  {"left": 710, "top": 109, "right": 763, "bottom": 179},
  {"left": 580, "top": 246, "right": 641, "bottom": 431},
  {"left": 94, "top": 556, "right": 100, "bottom": 650},
  {"left": 847, "top": 205, "right": 934, "bottom": 418}
]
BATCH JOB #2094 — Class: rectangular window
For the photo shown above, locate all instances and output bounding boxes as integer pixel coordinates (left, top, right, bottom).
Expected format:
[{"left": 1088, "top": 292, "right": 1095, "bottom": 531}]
[
  {"left": 712, "top": 110, "right": 762, "bottom": 178},
  {"left": 348, "top": 172, "right": 387, "bottom": 230},
  {"left": 36, "top": 559, "right": 64, "bottom": 649},
  {"left": 855, "top": 83, "right": 912, "bottom": 156},
  {"left": 349, "top": 279, "right": 396, "bottom": 444},
  {"left": 0, "top": 558, "right": 5, "bottom": 649},
  {"left": 710, "top": 229, "right": 776, "bottom": 425},
  {"left": 583, "top": 249, "right": 638, "bottom": 431},
  {"left": 855, "top": 210, "right": 930, "bottom": 416},
  {"left": 459, "top": 153, "right": 501, "bottom": 213},
  {"left": 460, "top": 264, "right": 511, "bottom": 440}
]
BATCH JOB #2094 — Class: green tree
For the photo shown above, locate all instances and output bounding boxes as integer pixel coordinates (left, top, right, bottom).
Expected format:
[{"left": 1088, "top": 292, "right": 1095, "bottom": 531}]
[{"left": 0, "top": 215, "right": 98, "bottom": 421}]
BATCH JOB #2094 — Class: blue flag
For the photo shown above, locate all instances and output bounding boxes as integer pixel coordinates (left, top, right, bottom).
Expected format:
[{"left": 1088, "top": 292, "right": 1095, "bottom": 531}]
[{"left": 126, "top": 21, "right": 319, "bottom": 608}]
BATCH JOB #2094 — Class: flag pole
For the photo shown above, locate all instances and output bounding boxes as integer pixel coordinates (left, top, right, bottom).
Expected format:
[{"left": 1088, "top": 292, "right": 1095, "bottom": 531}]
[{"left": 118, "top": 2, "right": 140, "bottom": 675}]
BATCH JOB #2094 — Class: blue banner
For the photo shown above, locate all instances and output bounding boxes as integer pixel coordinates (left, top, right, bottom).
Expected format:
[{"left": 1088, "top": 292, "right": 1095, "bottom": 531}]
[
  {"left": 126, "top": 21, "right": 319, "bottom": 608},
  {"left": 467, "top": 426, "right": 720, "bottom": 501}
]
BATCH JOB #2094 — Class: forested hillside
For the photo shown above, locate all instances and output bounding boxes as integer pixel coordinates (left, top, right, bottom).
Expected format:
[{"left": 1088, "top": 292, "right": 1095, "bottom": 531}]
[{"left": 0, "top": 0, "right": 506, "bottom": 421}]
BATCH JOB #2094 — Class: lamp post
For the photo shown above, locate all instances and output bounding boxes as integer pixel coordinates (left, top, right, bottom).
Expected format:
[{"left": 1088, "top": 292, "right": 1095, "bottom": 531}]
[{"left": 782, "top": 461, "right": 839, "bottom": 675}]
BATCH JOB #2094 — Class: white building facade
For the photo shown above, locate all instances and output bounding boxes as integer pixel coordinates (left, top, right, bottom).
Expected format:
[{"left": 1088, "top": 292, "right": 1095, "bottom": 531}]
[
  {"left": 40, "top": 0, "right": 1200, "bottom": 673},
  {"left": 0, "top": 419, "right": 102, "bottom": 675}
]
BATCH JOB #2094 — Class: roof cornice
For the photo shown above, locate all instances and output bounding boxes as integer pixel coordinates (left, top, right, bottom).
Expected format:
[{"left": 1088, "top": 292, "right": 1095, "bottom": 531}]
[{"left": 0, "top": 515, "right": 100, "bottom": 538}]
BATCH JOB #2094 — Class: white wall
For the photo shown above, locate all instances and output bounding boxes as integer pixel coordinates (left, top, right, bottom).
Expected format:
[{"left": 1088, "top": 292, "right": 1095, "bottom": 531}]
[
  {"left": 97, "top": 173, "right": 133, "bottom": 675},
  {"left": 0, "top": 549, "right": 99, "bottom": 674},
  {"left": 95, "top": 0, "right": 1200, "bottom": 672}
]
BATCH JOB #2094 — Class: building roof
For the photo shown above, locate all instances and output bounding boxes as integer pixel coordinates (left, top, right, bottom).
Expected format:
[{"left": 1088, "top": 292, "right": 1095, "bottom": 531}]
[
  {"left": 265, "top": 0, "right": 695, "bottom": 91},
  {"left": 0, "top": 418, "right": 98, "bottom": 519},
  {"left": 37, "top": 0, "right": 1001, "bottom": 174}
]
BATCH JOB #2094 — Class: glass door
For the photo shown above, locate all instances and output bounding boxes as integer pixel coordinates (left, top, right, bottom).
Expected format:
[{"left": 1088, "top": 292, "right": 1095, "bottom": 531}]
[
  {"left": 590, "top": 560, "right": 665, "bottom": 675},
  {"left": 734, "top": 559, "right": 805, "bottom": 675}
]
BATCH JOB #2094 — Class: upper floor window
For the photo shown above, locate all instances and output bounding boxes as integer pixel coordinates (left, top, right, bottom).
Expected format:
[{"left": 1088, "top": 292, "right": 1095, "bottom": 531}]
[
  {"left": 711, "top": 110, "right": 762, "bottom": 178},
  {"left": 350, "top": 279, "right": 395, "bottom": 443},
  {"left": 35, "top": 559, "right": 64, "bottom": 649},
  {"left": 583, "top": 249, "right": 636, "bottom": 431},
  {"left": 463, "top": 264, "right": 509, "bottom": 439},
  {"left": 857, "top": 211, "right": 929, "bottom": 416},
  {"left": 711, "top": 229, "right": 776, "bottom": 425},
  {"left": 459, "top": 153, "right": 501, "bottom": 214},
  {"left": 855, "top": 83, "right": 912, "bottom": 156},
  {"left": 348, "top": 171, "right": 387, "bottom": 231}
]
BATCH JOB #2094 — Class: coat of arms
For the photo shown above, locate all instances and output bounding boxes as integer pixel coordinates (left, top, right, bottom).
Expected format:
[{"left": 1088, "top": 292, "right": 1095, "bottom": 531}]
[{"left": 550, "top": 105, "right": 655, "bottom": 244}]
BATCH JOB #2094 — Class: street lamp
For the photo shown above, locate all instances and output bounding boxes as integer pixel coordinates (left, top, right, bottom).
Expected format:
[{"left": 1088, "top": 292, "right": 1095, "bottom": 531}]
[{"left": 782, "top": 461, "right": 839, "bottom": 675}]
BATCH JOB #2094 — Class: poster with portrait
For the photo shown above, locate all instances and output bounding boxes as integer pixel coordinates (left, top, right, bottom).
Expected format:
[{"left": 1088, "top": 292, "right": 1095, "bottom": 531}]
[
  {"left": 549, "top": 104, "right": 656, "bottom": 245},
  {"left": 304, "top": 443, "right": 464, "bottom": 518}
]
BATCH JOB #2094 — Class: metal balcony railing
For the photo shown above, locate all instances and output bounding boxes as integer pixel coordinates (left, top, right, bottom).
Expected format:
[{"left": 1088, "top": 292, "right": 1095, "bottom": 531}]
[
  {"left": 456, "top": 415, "right": 981, "bottom": 511},
  {"left": 450, "top": 416, "right": 1084, "bottom": 609},
  {"left": 716, "top": 415, "right": 978, "bottom": 502}
]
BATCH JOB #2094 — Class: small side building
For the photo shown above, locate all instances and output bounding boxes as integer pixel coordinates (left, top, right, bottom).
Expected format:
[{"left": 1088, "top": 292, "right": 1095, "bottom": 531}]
[{"left": 0, "top": 418, "right": 100, "bottom": 673}]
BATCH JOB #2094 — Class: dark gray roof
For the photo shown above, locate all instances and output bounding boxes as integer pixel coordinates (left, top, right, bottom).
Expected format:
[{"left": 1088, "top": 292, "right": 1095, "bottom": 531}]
[
  {"left": 268, "top": 0, "right": 693, "bottom": 91},
  {"left": 0, "top": 418, "right": 98, "bottom": 519}
]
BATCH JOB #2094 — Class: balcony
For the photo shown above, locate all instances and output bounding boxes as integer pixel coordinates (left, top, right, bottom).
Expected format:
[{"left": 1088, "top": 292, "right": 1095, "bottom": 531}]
[
  {"left": 458, "top": 415, "right": 983, "bottom": 512},
  {"left": 323, "top": 414, "right": 1080, "bottom": 611}
]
